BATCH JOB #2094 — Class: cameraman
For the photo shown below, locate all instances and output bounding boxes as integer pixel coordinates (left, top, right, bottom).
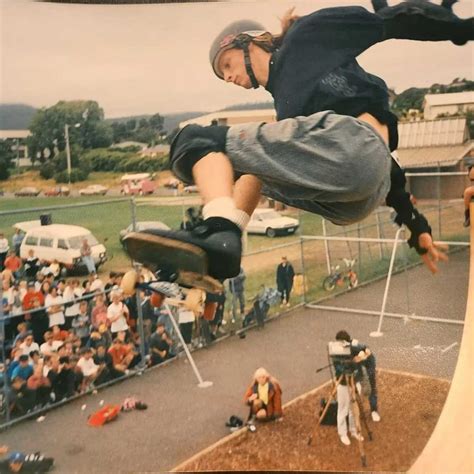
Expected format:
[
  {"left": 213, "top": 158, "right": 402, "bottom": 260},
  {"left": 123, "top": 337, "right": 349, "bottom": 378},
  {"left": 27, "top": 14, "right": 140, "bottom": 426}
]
[{"left": 333, "top": 331, "right": 380, "bottom": 445}]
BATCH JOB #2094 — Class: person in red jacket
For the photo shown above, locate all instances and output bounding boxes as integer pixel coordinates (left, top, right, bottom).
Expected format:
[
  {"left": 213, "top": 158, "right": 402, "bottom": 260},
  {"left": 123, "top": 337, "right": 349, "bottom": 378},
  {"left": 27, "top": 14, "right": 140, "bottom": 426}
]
[{"left": 244, "top": 367, "right": 282, "bottom": 421}]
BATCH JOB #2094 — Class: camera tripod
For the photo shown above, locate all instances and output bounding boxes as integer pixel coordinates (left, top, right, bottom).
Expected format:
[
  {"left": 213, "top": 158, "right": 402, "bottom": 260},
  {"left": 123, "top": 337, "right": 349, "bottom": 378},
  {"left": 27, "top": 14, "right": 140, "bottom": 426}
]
[{"left": 308, "top": 371, "right": 373, "bottom": 467}]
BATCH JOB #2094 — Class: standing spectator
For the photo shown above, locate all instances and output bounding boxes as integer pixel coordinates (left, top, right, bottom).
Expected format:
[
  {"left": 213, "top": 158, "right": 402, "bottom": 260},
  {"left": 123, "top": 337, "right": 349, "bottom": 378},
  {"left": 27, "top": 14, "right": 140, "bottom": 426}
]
[
  {"left": 107, "top": 290, "right": 130, "bottom": 336},
  {"left": 91, "top": 294, "right": 108, "bottom": 329},
  {"left": 0, "top": 232, "right": 9, "bottom": 270},
  {"left": 276, "top": 256, "right": 295, "bottom": 307},
  {"left": 12, "top": 228, "right": 24, "bottom": 256},
  {"left": 4, "top": 251, "right": 22, "bottom": 279},
  {"left": 63, "top": 280, "right": 81, "bottom": 330},
  {"left": 45, "top": 287, "right": 65, "bottom": 328},
  {"left": 72, "top": 300, "right": 91, "bottom": 347},
  {"left": 463, "top": 165, "right": 474, "bottom": 227},
  {"left": 88, "top": 272, "right": 104, "bottom": 294},
  {"left": 23, "top": 249, "right": 39, "bottom": 280},
  {"left": 228, "top": 267, "right": 246, "bottom": 319},
  {"left": 80, "top": 238, "right": 96, "bottom": 274},
  {"left": 177, "top": 306, "right": 195, "bottom": 346},
  {"left": 29, "top": 299, "right": 49, "bottom": 345}
]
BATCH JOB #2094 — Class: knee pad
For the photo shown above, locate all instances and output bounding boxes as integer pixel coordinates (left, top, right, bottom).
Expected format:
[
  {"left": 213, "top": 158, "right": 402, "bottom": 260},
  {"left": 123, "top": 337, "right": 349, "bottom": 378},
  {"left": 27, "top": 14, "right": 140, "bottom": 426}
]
[{"left": 170, "top": 124, "right": 229, "bottom": 184}]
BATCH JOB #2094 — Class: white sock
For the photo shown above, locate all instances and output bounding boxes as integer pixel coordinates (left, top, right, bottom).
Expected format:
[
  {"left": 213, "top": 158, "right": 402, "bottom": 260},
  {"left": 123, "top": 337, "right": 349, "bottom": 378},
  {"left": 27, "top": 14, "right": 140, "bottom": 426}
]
[{"left": 203, "top": 197, "right": 250, "bottom": 230}]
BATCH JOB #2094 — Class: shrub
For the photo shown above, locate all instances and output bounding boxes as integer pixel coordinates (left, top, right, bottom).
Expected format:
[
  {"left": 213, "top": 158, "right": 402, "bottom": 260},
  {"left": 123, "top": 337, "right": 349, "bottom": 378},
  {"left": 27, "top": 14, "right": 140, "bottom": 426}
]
[
  {"left": 54, "top": 168, "right": 89, "bottom": 183},
  {"left": 39, "top": 162, "right": 55, "bottom": 180}
]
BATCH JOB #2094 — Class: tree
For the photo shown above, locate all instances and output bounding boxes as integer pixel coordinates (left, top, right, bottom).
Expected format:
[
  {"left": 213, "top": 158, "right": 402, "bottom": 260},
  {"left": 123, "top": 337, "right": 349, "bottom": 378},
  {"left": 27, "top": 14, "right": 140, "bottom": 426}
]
[
  {"left": 0, "top": 140, "right": 14, "bottom": 181},
  {"left": 28, "top": 100, "right": 113, "bottom": 162},
  {"left": 149, "top": 113, "right": 164, "bottom": 133}
]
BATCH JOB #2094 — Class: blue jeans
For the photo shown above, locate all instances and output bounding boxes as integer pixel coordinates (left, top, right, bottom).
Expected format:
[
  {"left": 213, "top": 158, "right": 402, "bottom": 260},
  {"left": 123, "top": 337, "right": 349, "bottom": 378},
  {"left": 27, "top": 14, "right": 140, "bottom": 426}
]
[{"left": 82, "top": 255, "right": 96, "bottom": 274}]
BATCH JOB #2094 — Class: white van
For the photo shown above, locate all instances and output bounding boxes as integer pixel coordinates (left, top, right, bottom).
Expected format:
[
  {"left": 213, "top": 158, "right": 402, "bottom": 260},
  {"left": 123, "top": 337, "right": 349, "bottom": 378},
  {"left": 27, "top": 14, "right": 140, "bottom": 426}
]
[{"left": 19, "top": 224, "right": 107, "bottom": 274}]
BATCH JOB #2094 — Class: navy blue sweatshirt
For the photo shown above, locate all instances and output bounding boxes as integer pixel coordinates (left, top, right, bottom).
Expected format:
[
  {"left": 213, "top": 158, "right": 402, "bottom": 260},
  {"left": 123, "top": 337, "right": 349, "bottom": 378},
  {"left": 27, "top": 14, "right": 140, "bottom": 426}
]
[{"left": 265, "top": 6, "right": 399, "bottom": 151}]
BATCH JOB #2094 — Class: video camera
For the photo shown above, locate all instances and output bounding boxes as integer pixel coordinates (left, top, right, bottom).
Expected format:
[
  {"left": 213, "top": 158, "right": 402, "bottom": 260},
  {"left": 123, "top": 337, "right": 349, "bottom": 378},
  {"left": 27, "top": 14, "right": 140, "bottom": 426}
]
[{"left": 328, "top": 340, "right": 358, "bottom": 374}]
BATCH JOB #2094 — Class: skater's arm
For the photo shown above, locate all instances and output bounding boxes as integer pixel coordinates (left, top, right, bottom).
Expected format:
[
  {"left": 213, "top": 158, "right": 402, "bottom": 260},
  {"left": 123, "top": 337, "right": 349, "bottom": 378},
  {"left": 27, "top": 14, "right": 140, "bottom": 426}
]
[{"left": 386, "top": 162, "right": 448, "bottom": 273}]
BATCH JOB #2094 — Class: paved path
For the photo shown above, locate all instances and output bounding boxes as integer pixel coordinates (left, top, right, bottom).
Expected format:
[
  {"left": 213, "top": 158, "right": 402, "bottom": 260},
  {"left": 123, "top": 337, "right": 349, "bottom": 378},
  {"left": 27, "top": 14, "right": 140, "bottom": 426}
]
[{"left": 2, "top": 252, "right": 468, "bottom": 473}]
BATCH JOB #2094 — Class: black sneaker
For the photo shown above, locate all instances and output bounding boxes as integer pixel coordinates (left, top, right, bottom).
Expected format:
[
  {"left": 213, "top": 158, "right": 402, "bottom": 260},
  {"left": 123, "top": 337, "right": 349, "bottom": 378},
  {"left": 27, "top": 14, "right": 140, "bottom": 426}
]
[{"left": 123, "top": 217, "right": 242, "bottom": 280}]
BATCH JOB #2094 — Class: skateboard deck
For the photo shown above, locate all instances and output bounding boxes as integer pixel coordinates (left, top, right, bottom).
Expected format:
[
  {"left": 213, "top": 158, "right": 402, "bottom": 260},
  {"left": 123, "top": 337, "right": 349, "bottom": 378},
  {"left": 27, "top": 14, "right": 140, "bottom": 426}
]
[{"left": 123, "top": 232, "right": 223, "bottom": 294}]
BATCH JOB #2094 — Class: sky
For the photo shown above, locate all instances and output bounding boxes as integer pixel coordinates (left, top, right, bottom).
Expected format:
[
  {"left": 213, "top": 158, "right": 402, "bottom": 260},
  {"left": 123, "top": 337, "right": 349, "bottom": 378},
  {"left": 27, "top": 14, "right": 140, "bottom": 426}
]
[{"left": 1, "top": 0, "right": 473, "bottom": 118}]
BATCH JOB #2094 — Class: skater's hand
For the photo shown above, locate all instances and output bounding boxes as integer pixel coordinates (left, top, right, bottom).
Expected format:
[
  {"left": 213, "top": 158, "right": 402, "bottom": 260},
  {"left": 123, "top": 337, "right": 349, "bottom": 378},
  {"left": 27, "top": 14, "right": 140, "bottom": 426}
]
[
  {"left": 248, "top": 393, "right": 258, "bottom": 402},
  {"left": 418, "top": 233, "right": 448, "bottom": 274}
]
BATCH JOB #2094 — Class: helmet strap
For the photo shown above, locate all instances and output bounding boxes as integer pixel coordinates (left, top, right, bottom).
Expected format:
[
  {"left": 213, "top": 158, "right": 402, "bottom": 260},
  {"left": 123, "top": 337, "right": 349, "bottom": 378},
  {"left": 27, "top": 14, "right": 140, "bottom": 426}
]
[{"left": 242, "top": 43, "right": 259, "bottom": 89}]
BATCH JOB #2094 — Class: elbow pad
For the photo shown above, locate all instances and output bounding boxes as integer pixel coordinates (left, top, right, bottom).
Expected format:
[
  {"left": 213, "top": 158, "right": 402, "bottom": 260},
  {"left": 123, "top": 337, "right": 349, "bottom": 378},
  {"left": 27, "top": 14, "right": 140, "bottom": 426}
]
[{"left": 170, "top": 124, "right": 229, "bottom": 184}]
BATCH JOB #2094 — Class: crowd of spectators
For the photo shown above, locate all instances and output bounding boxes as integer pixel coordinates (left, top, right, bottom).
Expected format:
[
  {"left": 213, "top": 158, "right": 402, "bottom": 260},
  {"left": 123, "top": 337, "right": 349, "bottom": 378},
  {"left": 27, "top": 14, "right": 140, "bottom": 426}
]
[{"left": 0, "top": 243, "right": 224, "bottom": 420}]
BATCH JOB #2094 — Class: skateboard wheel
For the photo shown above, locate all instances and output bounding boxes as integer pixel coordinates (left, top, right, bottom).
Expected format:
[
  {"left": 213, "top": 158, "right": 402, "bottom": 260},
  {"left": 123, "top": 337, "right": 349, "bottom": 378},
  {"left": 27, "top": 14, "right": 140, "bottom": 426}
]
[{"left": 121, "top": 270, "right": 138, "bottom": 296}]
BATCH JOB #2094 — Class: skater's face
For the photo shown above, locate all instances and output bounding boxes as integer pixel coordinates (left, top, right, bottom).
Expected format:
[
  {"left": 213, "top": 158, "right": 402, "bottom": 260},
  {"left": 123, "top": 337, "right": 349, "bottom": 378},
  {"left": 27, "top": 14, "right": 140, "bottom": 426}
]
[{"left": 219, "top": 48, "right": 253, "bottom": 89}]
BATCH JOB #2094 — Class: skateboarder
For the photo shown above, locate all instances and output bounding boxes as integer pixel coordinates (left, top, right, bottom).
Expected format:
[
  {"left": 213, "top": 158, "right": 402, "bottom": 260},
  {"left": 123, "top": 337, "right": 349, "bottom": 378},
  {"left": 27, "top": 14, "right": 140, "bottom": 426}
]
[{"left": 124, "top": 1, "right": 472, "bottom": 281}]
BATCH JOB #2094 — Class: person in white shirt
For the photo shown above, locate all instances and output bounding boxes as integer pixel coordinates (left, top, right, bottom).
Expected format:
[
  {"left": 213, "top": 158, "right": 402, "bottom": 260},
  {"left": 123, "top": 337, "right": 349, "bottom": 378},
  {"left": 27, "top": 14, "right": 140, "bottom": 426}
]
[
  {"left": 107, "top": 290, "right": 129, "bottom": 335},
  {"left": 39, "top": 331, "right": 63, "bottom": 356},
  {"left": 63, "top": 280, "right": 82, "bottom": 330},
  {"left": 0, "top": 232, "right": 10, "bottom": 271},
  {"left": 89, "top": 272, "right": 104, "bottom": 294},
  {"left": 77, "top": 347, "right": 100, "bottom": 391},
  {"left": 20, "top": 333, "right": 40, "bottom": 357},
  {"left": 45, "top": 287, "right": 65, "bottom": 328}
]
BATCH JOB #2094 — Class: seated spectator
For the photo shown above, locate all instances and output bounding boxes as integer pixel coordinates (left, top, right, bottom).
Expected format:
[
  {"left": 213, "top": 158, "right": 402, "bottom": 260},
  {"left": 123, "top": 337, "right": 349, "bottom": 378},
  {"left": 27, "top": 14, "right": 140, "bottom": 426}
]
[
  {"left": 69, "top": 355, "right": 84, "bottom": 393},
  {"left": 29, "top": 298, "right": 49, "bottom": 344},
  {"left": 87, "top": 324, "right": 112, "bottom": 351},
  {"left": 22, "top": 281, "right": 45, "bottom": 313},
  {"left": 92, "top": 344, "right": 112, "bottom": 385},
  {"left": 29, "top": 350, "right": 42, "bottom": 369},
  {"left": 20, "top": 333, "right": 40, "bottom": 357},
  {"left": 13, "top": 323, "right": 29, "bottom": 346},
  {"left": 10, "top": 355, "right": 34, "bottom": 382},
  {"left": 77, "top": 348, "right": 100, "bottom": 391},
  {"left": 149, "top": 323, "right": 173, "bottom": 366},
  {"left": 46, "top": 260, "right": 61, "bottom": 279},
  {"left": 89, "top": 272, "right": 104, "bottom": 294},
  {"left": 51, "top": 325, "right": 69, "bottom": 342},
  {"left": 107, "top": 338, "right": 134, "bottom": 378},
  {"left": 48, "top": 356, "right": 76, "bottom": 401},
  {"left": 107, "top": 290, "right": 129, "bottom": 336},
  {"left": 23, "top": 249, "right": 39, "bottom": 280},
  {"left": 72, "top": 300, "right": 91, "bottom": 347},
  {"left": 8, "top": 376, "right": 36, "bottom": 416},
  {"left": 4, "top": 250, "right": 22, "bottom": 279},
  {"left": 91, "top": 293, "right": 108, "bottom": 329},
  {"left": 40, "top": 331, "right": 63, "bottom": 356},
  {"left": 244, "top": 367, "right": 283, "bottom": 422},
  {"left": 27, "top": 363, "right": 51, "bottom": 407},
  {"left": 6, "top": 349, "right": 22, "bottom": 381},
  {"left": 45, "top": 287, "right": 65, "bottom": 328}
]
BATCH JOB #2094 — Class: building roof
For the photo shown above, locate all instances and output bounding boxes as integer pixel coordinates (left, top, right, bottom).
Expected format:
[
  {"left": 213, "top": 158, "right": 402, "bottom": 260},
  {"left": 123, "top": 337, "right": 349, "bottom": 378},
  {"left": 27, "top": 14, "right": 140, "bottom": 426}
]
[
  {"left": 424, "top": 91, "right": 474, "bottom": 107},
  {"left": 110, "top": 141, "right": 147, "bottom": 149},
  {"left": 397, "top": 142, "right": 473, "bottom": 169},
  {"left": 398, "top": 117, "right": 468, "bottom": 148},
  {"left": 0, "top": 130, "right": 31, "bottom": 139},
  {"left": 180, "top": 109, "right": 276, "bottom": 128}
]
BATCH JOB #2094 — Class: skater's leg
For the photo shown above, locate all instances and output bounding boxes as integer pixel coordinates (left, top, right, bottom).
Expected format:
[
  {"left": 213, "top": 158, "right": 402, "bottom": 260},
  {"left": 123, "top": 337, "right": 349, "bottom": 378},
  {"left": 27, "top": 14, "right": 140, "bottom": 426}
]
[{"left": 234, "top": 174, "right": 262, "bottom": 216}]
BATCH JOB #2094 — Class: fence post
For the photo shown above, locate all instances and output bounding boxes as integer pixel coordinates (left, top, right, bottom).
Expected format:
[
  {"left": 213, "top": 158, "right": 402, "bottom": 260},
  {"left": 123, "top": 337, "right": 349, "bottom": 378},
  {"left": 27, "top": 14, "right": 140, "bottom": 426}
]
[
  {"left": 134, "top": 287, "right": 147, "bottom": 371},
  {"left": 437, "top": 161, "right": 442, "bottom": 239},
  {"left": 375, "top": 210, "right": 384, "bottom": 260},
  {"left": 130, "top": 197, "right": 137, "bottom": 231},
  {"left": 1, "top": 284, "right": 11, "bottom": 424},
  {"left": 322, "top": 219, "right": 332, "bottom": 275},
  {"left": 299, "top": 237, "right": 307, "bottom": 304}
]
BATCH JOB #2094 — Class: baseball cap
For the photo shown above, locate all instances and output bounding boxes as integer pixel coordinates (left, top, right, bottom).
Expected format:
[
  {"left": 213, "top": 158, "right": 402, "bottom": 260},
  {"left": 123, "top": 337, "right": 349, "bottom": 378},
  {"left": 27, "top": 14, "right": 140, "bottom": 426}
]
[{"left": 209, "top": 20, "right": 267, "bottom": 79}]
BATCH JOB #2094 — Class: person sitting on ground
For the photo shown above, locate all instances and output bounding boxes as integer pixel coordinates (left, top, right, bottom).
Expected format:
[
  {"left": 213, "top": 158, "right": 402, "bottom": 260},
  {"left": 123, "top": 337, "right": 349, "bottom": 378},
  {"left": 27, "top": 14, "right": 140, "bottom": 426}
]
[
  {"left": 77, "top": 347, "right": 100, "bottom": 392},
  {"left": 107, "top": 338, "right": 135, "bottom": 378},
  {"left": 244, "top": 367, "right": 283, "bottom": 422},
  {"left": 149, "top": 322, "right": 172, "bottom": 366}
]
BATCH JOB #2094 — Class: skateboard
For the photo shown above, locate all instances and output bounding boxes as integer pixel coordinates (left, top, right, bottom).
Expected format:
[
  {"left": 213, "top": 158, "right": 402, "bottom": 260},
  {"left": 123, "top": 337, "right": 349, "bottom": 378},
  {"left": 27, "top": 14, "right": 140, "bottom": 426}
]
[{"left": 122, "top": 231, "right": 224, "bottom": 294}]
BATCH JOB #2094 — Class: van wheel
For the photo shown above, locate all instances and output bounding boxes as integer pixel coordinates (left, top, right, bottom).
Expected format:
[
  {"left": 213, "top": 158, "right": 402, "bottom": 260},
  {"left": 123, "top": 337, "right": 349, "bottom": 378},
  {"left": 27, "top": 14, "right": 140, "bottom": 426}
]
[{"left": 266, "top": 228, "right": 276, "bottom": 238}]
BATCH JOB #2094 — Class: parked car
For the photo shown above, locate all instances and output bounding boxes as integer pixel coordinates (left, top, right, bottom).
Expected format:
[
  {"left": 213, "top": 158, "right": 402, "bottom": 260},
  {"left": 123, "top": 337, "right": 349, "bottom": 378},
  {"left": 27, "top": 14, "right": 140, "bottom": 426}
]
[
  {"left": 14, "top": 187, "right": 41, "bottom": 197},
  {"left": 120, "top": 173, "right": 156, "bottom": 196},
  {"left": 119, "top": 221, "right": 170, "bottom": 245},
  {"left": 78, "top": 185, "right": 108, "bottom": 196},
  {"left": 246, "top": 209, "right": 299, "bottom": 237},
  {"left": 19, "top": 223, "right": 107, "bottom": 275},
  {"left": 44, "top": 186, "right": 70, "bottom": 197}
]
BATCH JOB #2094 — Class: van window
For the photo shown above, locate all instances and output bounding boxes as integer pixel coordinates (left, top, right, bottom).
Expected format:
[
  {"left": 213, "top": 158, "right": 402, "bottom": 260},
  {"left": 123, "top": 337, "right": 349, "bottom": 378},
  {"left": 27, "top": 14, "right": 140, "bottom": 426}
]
[
  {"left": 58, "top": 239, "right": 68, "bottom": 250},
  {"left": 68, "top": 234, "right": 99, "bottom": 249},
  {"left": 25, "top": 235, "right": 38, "bottom": 246},
  {"left": 39, "top": 237, "right": 54, "bottom": 248}
]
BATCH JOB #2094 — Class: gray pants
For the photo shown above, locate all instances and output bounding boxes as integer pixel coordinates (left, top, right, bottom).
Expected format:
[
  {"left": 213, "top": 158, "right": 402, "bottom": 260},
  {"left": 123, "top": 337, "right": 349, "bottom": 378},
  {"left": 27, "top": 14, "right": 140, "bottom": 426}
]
[{"left": 226, "top": 111, "right": 392, "bottom": 225}]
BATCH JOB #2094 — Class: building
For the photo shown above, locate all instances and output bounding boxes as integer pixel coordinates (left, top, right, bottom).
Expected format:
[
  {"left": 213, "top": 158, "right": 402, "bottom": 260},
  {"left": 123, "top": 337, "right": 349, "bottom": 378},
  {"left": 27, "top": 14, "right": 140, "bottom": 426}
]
[
  {"left": 397, "top": 117, "right": 473, "bottom": 199},
  {"left": 0, "top": 129, "right": 31, "bottom": 166},
  {"left": 423, "top": 92, "right": 474, "bottom": 120},
  {"left": 179, "top": 109, "right": 276, "bottom": 128}
]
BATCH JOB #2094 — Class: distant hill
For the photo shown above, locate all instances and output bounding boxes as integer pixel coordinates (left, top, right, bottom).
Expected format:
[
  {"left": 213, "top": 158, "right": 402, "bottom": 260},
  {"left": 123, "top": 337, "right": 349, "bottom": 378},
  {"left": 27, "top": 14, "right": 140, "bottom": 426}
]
[
  {"left": 220, "top": 101, "right": 274, "bottom": 111},
  {"left": 0, "top": 104, "right": 37, "bottom": 130},
  {"left": 106, "top": 112, "right": 207, "bottom": 134}
]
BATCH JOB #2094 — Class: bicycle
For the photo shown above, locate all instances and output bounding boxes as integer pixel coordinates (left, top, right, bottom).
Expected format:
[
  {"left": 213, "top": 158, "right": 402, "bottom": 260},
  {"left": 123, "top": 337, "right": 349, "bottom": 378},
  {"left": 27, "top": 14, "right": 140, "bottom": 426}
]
[{"left": 322, "top": 258, "right": 358, "bottom": 292}]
